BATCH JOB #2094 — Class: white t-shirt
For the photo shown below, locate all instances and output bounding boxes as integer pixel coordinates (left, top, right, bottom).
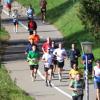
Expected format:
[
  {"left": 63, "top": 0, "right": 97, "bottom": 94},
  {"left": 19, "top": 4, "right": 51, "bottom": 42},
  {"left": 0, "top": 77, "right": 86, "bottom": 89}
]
[
  {"left": 42, "top": 53, "right": 53, "bottom": 68},
  {"left": 94, "top": 66, "right": 100, "bottom": 76},
  {"left": 53, "top": 48, "right": 67, "bottom": 62}
]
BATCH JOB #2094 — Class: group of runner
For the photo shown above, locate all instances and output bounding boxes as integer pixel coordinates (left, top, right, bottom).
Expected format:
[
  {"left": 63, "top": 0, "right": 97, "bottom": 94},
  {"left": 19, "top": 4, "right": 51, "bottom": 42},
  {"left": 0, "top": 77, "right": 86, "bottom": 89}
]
[{"left": 3, "top": 0, "right": 100, "bottom": 100}]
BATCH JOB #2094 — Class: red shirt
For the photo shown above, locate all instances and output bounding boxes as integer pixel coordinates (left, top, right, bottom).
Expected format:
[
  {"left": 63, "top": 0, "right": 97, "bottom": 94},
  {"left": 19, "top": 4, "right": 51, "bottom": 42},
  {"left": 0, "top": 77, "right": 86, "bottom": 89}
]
[{"left": 42, "top": 42, "right": 51, "bottom": 53}]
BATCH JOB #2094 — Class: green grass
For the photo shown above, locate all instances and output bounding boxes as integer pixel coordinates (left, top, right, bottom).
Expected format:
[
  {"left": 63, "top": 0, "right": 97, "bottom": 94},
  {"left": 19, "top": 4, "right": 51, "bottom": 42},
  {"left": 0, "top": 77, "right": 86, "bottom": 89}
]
[
  {"left": 17, "top": 0, "right": 100, "bottom": 60},
  {"left": 0, "top": 65, "right": 34, "bottom": 100},
  {"left": 0, "top": 29, "right": 10, "bottom": 41}
]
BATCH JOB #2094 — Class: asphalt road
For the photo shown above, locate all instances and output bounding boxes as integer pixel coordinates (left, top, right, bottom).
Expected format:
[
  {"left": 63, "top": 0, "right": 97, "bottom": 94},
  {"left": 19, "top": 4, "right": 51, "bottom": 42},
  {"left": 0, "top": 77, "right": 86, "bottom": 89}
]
[{"left": 1, "top": 1, "right": 96, "bottom": 100}]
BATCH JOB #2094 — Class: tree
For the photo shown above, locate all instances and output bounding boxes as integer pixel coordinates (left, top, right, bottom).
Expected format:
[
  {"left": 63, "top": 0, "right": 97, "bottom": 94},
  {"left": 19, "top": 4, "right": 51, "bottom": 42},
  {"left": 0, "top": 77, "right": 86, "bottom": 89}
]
[{"left": 78, "top": 0, "right": 100, "bottom": 39}]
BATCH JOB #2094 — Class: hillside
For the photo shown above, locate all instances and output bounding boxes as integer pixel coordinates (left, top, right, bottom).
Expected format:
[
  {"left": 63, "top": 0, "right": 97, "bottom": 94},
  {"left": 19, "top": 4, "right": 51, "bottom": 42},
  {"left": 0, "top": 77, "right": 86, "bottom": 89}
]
[{"left": 17, "top": 0, "right": 100, "bottom": 59}]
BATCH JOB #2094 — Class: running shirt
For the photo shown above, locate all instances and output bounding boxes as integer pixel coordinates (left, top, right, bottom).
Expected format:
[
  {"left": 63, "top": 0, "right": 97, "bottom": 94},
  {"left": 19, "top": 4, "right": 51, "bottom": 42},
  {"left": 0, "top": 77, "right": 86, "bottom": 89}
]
[
  {"left": 53, "top": 48, "right": 67, "bottom": 62},
  {"left": 42, "top": 42, "right": 51, "bottom": 53},
  {"left": 69, "top": 69, "right": 82, "bottom": 78},
  {"left": 12, "top": 12, "right": 18, "bottom": 23},
  {"left": 42, "top": 53, "right": 53, "bottom": 68},
  {"left": 70, "top": 79, "right": 85, "bottom": 96},
  {"left": 94, "top": 66, "right": 100, "bottom": 82},
  {"left": 27, "top": 50, "right": 40, "bottom": 65},
  {"left": 27, "top": 8, "right": 34, "bottom": 18}
]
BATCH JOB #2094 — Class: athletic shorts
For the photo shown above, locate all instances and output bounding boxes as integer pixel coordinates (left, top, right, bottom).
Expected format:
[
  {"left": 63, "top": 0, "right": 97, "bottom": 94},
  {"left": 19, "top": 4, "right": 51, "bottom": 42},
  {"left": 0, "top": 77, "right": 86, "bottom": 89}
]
[
  {"left": 52, "top": 59, "right": 57, "bottom": 65},
  {"left": 30, "top": 65, "right": 39, "bottom": 70},
  {"left": 41, "top": 8, "right": 46, "bottom": 13},
  {"left": 13, "top": 21, "right": 18, "bottom": 26},
  {"left": 94, "top": 81, "right": 100, "bottom": 89},
  {"left": 44, "top": 65, "right": 53, "bottom": 72},
  {"left": 57, "top": 61, "right": 64, "bottom": 68}
]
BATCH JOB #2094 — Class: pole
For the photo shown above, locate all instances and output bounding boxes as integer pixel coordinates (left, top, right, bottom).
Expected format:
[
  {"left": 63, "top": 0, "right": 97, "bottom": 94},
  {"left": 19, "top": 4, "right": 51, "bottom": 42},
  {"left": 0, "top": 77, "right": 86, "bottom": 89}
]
[
  {"left": 0, "top": 0, "right": 1, "bottom": 30},
  {"left": 85, "top": 55, "right": 89, "bottom": 100}
]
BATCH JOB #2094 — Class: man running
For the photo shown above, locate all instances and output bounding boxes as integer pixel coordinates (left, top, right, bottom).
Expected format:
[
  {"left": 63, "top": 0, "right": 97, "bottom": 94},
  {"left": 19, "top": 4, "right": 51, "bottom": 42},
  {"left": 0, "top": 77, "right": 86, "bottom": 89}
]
[
  {"left": 26, "top": 4, "right": 34, "bottom": 20},
  {"left": 53, "top": 42, "right": 67, "bottom": 81},
  {"left": 42, "top": 49, "right": 53, "bottom": 87},
  {"left": 12, "top": 9, "right": 19, "bottom": 33},
  {"left": 28, "top": 19, "right": 37, "bottom": 35},
  {"left": 42, "top": 37, "right": 52, "bottom": 53},
  {"left": 27, "top": 45, "right": 40, "bottom": 81},
  {"left": 40, "top": 0, "right": 47, "bottom": 23}
]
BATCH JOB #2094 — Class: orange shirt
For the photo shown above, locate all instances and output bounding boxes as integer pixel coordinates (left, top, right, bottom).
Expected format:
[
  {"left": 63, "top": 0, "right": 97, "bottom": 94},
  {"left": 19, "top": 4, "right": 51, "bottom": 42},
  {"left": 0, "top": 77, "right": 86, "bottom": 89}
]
[{"left": 28, "top": 34, "right": 40, "bottom": 44}]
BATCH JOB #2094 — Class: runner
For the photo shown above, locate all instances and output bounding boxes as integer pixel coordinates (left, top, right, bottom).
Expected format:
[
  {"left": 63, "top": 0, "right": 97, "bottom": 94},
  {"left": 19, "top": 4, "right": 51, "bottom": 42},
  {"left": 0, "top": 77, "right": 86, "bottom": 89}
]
[
  {"left": 25, "top": 38, "right": 35, "bottom": 55},
  {"left": 26, "top": 4, "right": 34, "bottom": 20},
  {"left": 42, "top": 48, "right": 53, "bottom": 87},
  {"left": 6, "top": 0, "right": 12, "bottom": 16},
  {"left": 50, "top": 41, "right": 58, "bottom": 77},
  {"left": 69, "top": 73, "right": 85, "bottom": 100},
  {"left": 42, "top": 37, "right": 52, "bottom": 53},
  {"left": 12, "top": 9, "right": 19, "bottom": 33},
  {"left": 53, "top": 42, "right": 67, "bottom": 81},
  {"left": 69, "top": 63, "right": 83, "bottom": 80},
  {"left": 82, "top": 49, "right": 94, "bottom": 76},
  {"left": 93, "top": 59, "right": 100, "bottom": 100},
  {"left": 28, "top": 19, "right": 37, "bottom": 35},
  {"left": 40, "top": 0, "right": 47, "bottom": 23},
  {"left": 28, "top": 31, "right": 40, "bottom": 45},
  {"left": 69, "top": 43, "right": 81, "bottom": 68},
  {"left": 27, "top": 45, "right": 40, "bottom": 81}
]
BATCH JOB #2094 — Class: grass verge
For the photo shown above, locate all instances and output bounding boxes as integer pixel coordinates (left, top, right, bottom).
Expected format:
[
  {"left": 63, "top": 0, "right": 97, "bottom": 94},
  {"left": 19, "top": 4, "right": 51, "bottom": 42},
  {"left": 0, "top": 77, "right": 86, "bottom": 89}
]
[{"left": 0, "top": 64, "right": 34, "bottom": 100}]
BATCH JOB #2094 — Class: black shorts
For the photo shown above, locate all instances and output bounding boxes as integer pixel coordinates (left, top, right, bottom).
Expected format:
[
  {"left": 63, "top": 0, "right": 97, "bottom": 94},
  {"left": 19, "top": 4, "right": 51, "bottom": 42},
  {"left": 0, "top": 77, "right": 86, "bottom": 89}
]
[
  {"left": 52, "top": 59, "right": 57, "bottom": 65},
  {"left": 30, "top": 65, "right": 39, "bottom": 70},
  {"left": 44, "top": 65, "right": 53, "bottom": 72},
  {"left": 13, "top": 21, "right": 18, "bottom": 26},
  {"left": 41, "top": 8, "right": 46, "bottom": 13},
  {"left": 94, "top": 81, "right": 100, "bottom": 89},
  {"left": 57, "top": 61, "right": 64, "bottom": 68}
]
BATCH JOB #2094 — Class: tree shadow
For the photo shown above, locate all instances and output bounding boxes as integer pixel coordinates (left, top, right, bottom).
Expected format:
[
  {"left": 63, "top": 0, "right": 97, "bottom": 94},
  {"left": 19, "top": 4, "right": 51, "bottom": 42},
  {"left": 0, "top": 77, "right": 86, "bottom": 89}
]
[
  {"left": 63, "top": 29, "right": 100, "bottom": 51},
  {"left": 46, "top": 0, "right": 78, "bottom": 23}
]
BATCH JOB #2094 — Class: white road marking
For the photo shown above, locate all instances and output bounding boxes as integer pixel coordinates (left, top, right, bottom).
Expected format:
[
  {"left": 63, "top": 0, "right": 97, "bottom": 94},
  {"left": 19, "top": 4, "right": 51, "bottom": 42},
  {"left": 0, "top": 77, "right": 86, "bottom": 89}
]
[
  {"left": 3, "top": 9, "right": 72, "bottom": 100},
  {"left": 38, "top": 70, "right": 72, "bottom": 99}
]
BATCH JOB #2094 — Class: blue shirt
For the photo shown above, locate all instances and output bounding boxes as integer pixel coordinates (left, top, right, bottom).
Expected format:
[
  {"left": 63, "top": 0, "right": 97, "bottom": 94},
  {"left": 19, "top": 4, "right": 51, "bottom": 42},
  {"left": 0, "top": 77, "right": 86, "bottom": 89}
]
[
  {"left": 82, "top": 53, "right": 94, "bottom": 67},
  {"left": 25, "top": 43, "right": 33, "bottom": 54}
]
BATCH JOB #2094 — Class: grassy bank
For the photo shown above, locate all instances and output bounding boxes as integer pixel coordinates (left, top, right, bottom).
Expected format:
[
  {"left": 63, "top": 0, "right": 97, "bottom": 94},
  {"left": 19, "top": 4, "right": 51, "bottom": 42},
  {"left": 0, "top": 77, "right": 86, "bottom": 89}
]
[
  {"left": 0, "top": 29, "right": 10, "bottom": 41},
  {"left": 0, "top": 29, "right": 34, "bottom": 100},
  {"left": 0, "top": 65, "right": 34, "bottom": 100},
  {"left": 17, "top": 0, "right": 100, "bottom": 59}
]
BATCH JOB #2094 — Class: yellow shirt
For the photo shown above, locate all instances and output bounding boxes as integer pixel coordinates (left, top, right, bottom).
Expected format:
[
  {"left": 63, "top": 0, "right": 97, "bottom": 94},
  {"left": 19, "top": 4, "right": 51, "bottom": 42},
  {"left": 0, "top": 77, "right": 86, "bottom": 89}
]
[{"left": 69, "top": 69, "right": 82, "bottom": 78}]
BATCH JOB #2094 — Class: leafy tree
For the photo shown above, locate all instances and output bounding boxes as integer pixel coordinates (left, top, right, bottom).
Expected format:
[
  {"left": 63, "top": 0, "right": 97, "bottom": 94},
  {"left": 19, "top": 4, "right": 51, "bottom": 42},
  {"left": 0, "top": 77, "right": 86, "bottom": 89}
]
[{"left": 78, "top": 0, "right": 100, "bottom": 39}]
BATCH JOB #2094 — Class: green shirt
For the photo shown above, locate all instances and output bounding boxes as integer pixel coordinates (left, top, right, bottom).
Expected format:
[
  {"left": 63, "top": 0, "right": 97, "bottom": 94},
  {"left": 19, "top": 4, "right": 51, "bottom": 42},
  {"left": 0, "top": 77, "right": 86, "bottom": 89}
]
[
  {"left": 70, "top": 79, "right": 85, "bottom": 96},
  {"left": 27, "top": 50, "right": 40, "bottom": 65}
]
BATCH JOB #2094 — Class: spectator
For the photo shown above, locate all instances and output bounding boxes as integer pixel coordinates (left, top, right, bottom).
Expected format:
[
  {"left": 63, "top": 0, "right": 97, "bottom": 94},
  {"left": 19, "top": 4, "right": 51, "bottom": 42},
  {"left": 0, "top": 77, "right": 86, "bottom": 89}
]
[
  {"left": 93, "top": 59, "right": 100, "bottom": 100},
  {"left": 69, "top": 43, "right": 81, "bottom": 68},
  {"left": 69, "top": 73, "right": 85, "bottom": 100},
  {"left": 28, "top": 19, "right": 37, "bottom": 35},
  {"left": 40, "top": 0, "right": 47, "bottom": 23}
]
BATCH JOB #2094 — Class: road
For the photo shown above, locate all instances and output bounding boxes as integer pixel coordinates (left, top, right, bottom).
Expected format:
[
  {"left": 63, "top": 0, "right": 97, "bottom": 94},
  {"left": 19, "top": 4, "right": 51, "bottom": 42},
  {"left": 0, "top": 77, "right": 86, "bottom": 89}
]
[{"left": 1, "top": 1, "right": 95, "bottom": 100}]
